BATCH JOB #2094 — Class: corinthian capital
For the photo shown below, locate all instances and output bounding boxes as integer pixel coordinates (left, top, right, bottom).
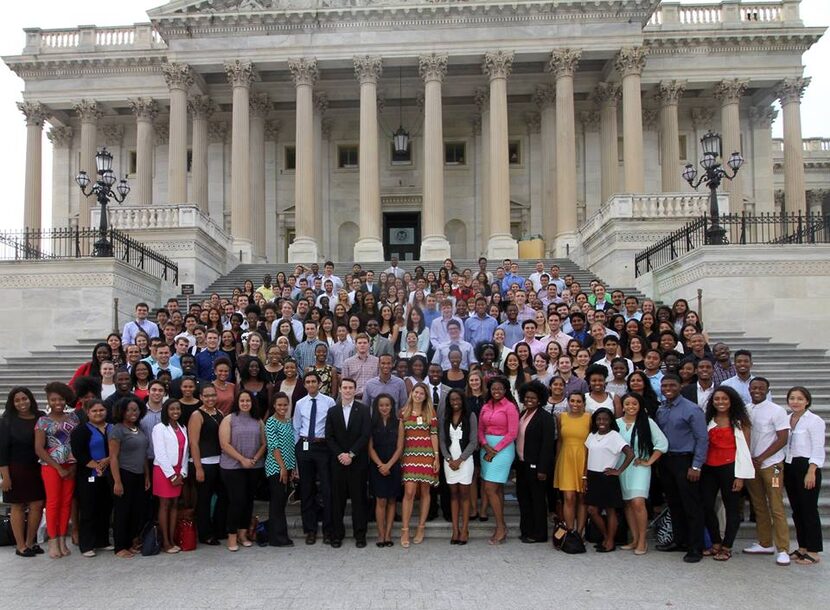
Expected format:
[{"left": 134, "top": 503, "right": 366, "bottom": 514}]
[
  {"left": 162, "top": 62, "right": 193, "bottom": 91},
  {"left": 129, "top": 97, "right": 159, "bottom": 121},
  {"left": 473, "top": 86, "right": 490, "bottom": 112},
  {"left": 224, "top": 60, "right": 258, "bottom": 88},
  {"left": 749, "top": 105, "right": 778, "bottom": 129},
  {"left": 656, "top": 80, "right": 686, "bottom": 106},
  {"left": 418, "top": 53, "right": 448, "bottom": 83},
  {"left": 47, "top": 125, "right": 73, "bottom": 147},
  {"left": 17, "top": 101, "right": 50, "bottom": 127},
  {"left": 690, "top": 107, "right": 715, "bottom": 130},
  {"left": 776, "top": 77, "right": 810, "bottom": 105},
  {"left": 187, "top": 95, "right": 215, "bottom": 120},
  {"left": 713, "top": 78, "right": 749, "bottom": 104},
  {"left": 288, "top": 58, "right": 319, "bottom": 87},
  {"left": 524, "top": 111, "right": 541, "bottom": 134},
  {"left": 592, "top": 82, "right": 620, "bottom": 106},
  {"left": 354, "top": 56, "right": 383, "bottom": 85},
  {"left": 534, "top": 84, "right": 556, "bottom": 109},
  {"left": 102, "top": 124, "right": 124, "bottom": 145},
  {"left": 615, "top": 47, "right": 647, "bottom": 77},
  {"left": 249, "top": 92, "right": 272, "bottom": 118},
  {"left": 546, "top": 48, "right": 581, "bottom": 79},
  {"left": 314, "top": 92, "right": 329, "bottom": 115},
  {"left": 74, "top": 99, "right": 103, "bottom": 122},
  {"left": 208, "top": 121, "right": 228, "bottom": 144},
  {"left": 482, "top": 50, "right": 513, "bottom": 81}
]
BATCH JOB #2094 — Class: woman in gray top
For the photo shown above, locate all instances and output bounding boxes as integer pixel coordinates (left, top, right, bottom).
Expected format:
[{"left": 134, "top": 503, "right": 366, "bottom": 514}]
[
  {"left": 439, "top": 388, "right": 478, "bottom": 545},
  {"left": 108, "top": 397, "right": 150, "bottom": 558}
]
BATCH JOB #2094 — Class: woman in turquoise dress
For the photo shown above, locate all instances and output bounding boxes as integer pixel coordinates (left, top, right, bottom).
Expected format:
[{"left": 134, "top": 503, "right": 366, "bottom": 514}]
[{"left": 616, "top": 392, "right": 668, "bottom": 555}]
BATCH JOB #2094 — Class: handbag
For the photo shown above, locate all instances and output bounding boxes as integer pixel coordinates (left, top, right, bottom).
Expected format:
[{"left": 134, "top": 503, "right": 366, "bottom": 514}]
[
  {"left": 255, "top": 520, "right": 269, "bottom": 547},
  {"left": 560, "top": 530, "right": 586, "bottom": 554},
  {"left": 551, "top": 518, "right": 569, "bottom": 549},
  {"left": 174, "top": 519, "right": 197, "bottom": 552},
  {"left": 139, "top": 521, "right": 161, "bottom": 556},
  {"left": 652, "top": 507, "right": 673, "bottom": 547},
  {"left": 0, "top": 508, "right": 14, "bottom": 547}
]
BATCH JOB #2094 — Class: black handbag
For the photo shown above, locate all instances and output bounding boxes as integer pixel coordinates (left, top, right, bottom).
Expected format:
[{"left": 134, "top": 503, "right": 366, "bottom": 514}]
[
  {"left": 560, "top": 530, "right": 586, "bottom": 554},
  {"left": 139, "top": 521, "right": 161, "bottom": 556},
  {"left": 0, "top": 508, "right": 14, "bottom": 547}
]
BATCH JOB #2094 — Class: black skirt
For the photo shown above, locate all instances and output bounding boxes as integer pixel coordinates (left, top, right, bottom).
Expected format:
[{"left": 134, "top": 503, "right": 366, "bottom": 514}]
[
  {"left": 585, "top": 470, "right": 623, "bottom": 509},
  {"left": 4, "top": 462, "right": 46, "bottom": 504}
]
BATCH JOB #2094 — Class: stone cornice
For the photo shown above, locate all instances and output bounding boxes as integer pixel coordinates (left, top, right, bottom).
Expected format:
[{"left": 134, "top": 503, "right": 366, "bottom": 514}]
[
  {"left": 644, "top": 29, "right": 824, "bottom": 56},
  {"left": 5, "top": 55, "right": 166, "bottom": 80}
]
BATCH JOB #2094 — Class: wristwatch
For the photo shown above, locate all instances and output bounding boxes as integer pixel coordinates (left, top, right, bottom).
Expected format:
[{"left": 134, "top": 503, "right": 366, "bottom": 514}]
[
  {"left": 691, "top": 466, "right": 701, "bottom": 471},
  {"left": 348, "top": 451, "right": 355, "bottom": 459}
]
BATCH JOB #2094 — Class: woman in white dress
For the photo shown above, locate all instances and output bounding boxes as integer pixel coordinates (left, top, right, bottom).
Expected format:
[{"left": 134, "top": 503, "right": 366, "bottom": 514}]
[
  {"left": 585, "top": 363, "right": 622, "bottom": 417},
  {"left": 438, "top": 389, "right": 478, "bottom": 545}
]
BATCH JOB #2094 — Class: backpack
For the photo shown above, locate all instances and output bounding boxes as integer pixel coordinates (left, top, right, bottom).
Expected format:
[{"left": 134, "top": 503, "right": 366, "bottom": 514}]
[
  {"left": 140, "top": 521, "right": 161, "bottom": 556},
  {"left": 255, "top": 520, "right": 269, "bottom": 547},
  {"left": 560, "top": 530, "right": 587, "bottom": 555},
  {"left": 652, "top": 507, "right": 673, "bottom": 547}
]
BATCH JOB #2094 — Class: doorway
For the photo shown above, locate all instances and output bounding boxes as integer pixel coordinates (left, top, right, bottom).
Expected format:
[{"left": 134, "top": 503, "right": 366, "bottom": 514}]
[{"left": 383, "top": 212, "right": 421, "bottom": 261}]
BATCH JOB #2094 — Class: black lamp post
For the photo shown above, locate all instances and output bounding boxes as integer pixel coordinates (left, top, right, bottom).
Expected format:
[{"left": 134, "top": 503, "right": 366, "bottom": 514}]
[
  {"left": 392, "top": 67, "right": 410, "bottom": 155},
  {"left": 682, "top": 130, "right": 743, "bottom": 245},
  {"left": 75, "top": 147, "right": 130, "bottom": 256}
]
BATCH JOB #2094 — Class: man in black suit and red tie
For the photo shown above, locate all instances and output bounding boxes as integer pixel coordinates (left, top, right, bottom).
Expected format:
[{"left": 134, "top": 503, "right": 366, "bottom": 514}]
[{"left": 325, "top": 377, "right": 372, "bottom": 548}]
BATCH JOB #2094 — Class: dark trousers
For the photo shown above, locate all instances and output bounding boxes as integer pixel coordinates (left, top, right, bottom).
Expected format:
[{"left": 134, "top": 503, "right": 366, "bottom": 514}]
[
  {"left": 76, "top": 474, "right": 112, "bottom": 553},
  {"left": 196, "top": 463, "right": 228, "bottom": 541},
  {"left": 784, "top": 457, "right": 824, "bottom": 552},
  {"left": 113, "top": 469, "right": 147, "bottom": 552},
  {"left": 331, "top": 461, "right": 368, "bottom": 542},
  {"left": 220, "top": 468, "right": 259, "bottom": 533},
  {"left": 296, "top": 442, "right": 332, "bottom": 535},
  {"left": 430, "top": 465, "right": 451, "bottom": 519},
  {"left": 701, "top": 462, "right": 740, "bottom": 548},
  {"left": 516, "top": 462, "right": 549, "bottom": 542},
  {"left": 267, "top": 475, "right": 291, "bottom": 544},
  {"left": 659, "top": 453, "right": 704, "bottom": 553}
]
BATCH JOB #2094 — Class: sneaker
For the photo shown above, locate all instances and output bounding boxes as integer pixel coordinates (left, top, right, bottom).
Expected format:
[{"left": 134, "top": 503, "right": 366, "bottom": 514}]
[
  {"left": 82, "top": 550, "right": 96, "bottom": 558},
  {"left": 742, "top": 543, "right": 775, "bottom": 555},
  {"left": 776, "top": 551, "right": 791, "bottom": 566}
]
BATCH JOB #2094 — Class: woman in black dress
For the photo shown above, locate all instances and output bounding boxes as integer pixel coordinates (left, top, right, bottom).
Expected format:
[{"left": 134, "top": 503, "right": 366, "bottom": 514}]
[{"left": 368, "top": 393, "right": 403, "bottom": 548}]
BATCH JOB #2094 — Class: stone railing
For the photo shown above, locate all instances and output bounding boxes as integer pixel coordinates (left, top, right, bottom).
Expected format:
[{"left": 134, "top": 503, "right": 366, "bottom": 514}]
[
  {"left": 648, "top": 0, "right": 796, "bottom": 28},
  {"left": 772, "top": 138, "right": 830, "bottom": 153},
  {"left": 23, "top": 24, "right": 166, "bottom": 54},
  {"left": 91, "top": 204, "right": 232, "bottom": 249}
]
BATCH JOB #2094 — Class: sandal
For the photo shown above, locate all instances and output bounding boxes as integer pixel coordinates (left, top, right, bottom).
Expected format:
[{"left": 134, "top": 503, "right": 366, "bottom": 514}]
[
  {"left": 713, "top": 549, "right": 732, "bottom": 561},
  {"left": 703, "top": 544, "right": 721, "bottom": 557},
  {"left": 400, "top": 528, "right": 410, "bottom": 548},
  {"left": 789, "top": 550, "right": 806, "bottom": 560},
  {"left": 413, "top": 525, "right": 426, "bottom": 545},
  {"left": 795, "top": 554, "right": 820, "bottom": 566}
]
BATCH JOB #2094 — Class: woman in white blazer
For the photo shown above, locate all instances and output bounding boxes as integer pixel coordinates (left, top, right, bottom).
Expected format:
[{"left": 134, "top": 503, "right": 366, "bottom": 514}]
[
  {"left": 701, "top": 386, "right": 754, "bottom": 561},
  {"left": 152, "top": 399, "right": 190, "bottom": 553}
]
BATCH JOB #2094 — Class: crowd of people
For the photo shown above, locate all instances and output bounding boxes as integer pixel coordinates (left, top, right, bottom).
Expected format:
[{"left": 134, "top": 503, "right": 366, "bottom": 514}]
[{"left": 0, "top": 257, "right": 824, "bottom": 566}]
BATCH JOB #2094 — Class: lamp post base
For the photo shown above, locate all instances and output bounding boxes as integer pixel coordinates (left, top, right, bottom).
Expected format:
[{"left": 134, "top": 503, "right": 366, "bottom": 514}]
[
  {"left": 94, "top": 237, "right": 113, "bottom": 257},
  {"left": 705, "top": 225, "right": 727, "bottom": 245}
]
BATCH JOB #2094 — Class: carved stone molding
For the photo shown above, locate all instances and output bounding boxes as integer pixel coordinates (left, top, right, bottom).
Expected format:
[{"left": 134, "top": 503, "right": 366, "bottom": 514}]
[
  {"left": 546, "top": 48, "right": 581, "bottom": 79},
  {"left": 188, "top": 95, "right": 215, "bottom": 120},
  {"left": 154, "top": 122, "right": 169, "bottom": 145},
  {"left": 375, "top": 90, "right": 386, "bottom": 113},
  {"left": 47, "top": 125, "right": 73, "bottom": 147},
  {"left": 354, "top": 55, "right": 383, "bottom": 84},
  {"left": 524, "top": 111, "right": 541, "bottom": 134},
  {"left": 74, "top": 99, "right": 103, "bottom": 122},
  {"left": 579, "top": 109, "right": 600, "bottom": 131},
  {"left": 655, "top": 80, "right": 686, "bottom": 106},
  {"left": 749, "top": 105, "right": 778, "bottom": 129},
  {"left": 249, "top": 92, "right": 272, "bottom": 118},
  {"left": 533, "top": 84, "right": 555, "bottom": 109},
  {"left": 224, "top": 59, "right": 259, "bottom": 87},
  {"left": 473, "top": 86, "right": 490, "bottom": 112},
  {"left": 321, "top": 117, "right": 333, "bottom": 139},
  {"left": 264, "top": 120, "right": 281, "bottom": 141},
  {"left": 482, "top": 50, "right": 513, "bottom": 81},
  {"left": 776, "top": 77, "right": 811, "bottom": 105},
  {"left": 208, "top": 121, "right": 228, "bottom": 144},
  {"left": 313, "top": 92, "right": 329, "bottom": 115},
  {"left": 690, "top": 107, "right": 715, "bottom": 130},
  {"left": 129, "top": 97, "right": 159, "bottom": 121},
  {"left": 642, "top": 108, "right": 658, "bottom": 130},
  {"left": 471, "top": 114, "right": 482, "bottom": 136},
  {"left": 418, "top": 53, "right": 448, "bottom": 83},
  {"left": 161, "top": 62, "right": 194, "bottom": 91},
  {"left": 102, "top": 124, "right": 124, "bottom": 145},
  {"left": 288, "top": 57, "right": 319, "bottom": 87},
  {"left": 615, "top": 47, "right": 647, "bottom": 77},
  {"left": 17, "top": 101, "right": 50, "bottom": 127},
  {"left": 592, "top": 82, "right": 620, "bottom": 107},
  {"left": 713, "top": 78, "right": 749, "bottom": 104}
]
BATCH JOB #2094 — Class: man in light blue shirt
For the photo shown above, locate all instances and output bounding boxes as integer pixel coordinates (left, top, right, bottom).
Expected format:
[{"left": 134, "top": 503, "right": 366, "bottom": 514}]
[
  {"left": 151, "top": 344, "right": 182, "bottom": 380},
  {"left": 497, "top": 303, "right": 523, "bottom": 349},
  {"left": 720, "top": 349, "right": 770, "bottom": 405},
  {"left": 432, "top": 321, "right": 477, "bottom": 370},
  {"left": 501, "top": 261, "right": 525, "bottom": 295},
  {"left": 294, "top": 321, "right": 327, "bottom": 374},
  {"left": 464, "top": 297, "right": 498, "bottom": 347},
  {"left": 122, "top": 302, "right": 159, "bottom": 345},
  {"left": 429, "top": 300, "right": 462, "bottom": 351},
  {"left": 644, "top": 349, "right": 664, "bottom": 400}
]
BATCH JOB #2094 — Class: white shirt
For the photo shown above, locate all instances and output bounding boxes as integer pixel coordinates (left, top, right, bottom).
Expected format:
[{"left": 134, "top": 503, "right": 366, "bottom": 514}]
[
  {"left": 175, "top": 331, "right": 196, "bottom": 348},
  {"left": 695, "top": 381, "right": 714, "bottom": 411},
  {"left": 593, "top": 357, "right": 634, "bottom": 381},
  {"left": 585, "top": 430, "right": 628, "bottom": 472},
  {"left": 342, "top": 402, "right": 353, "bottom": 428},
  {"left": 720, "top": 374, "right": 771, "bottom": 405},
  {"left": 748, "top": 399, "right": 790, "bottom": 468},
  {"left": 785, "top": 410, "right": 826, "bottom": 467},
  {"left": 384, "top": 266, "right": 405, "bottom": 279},
  {"left": 528, "top": 271, "right": 547, "bottom": 293}
]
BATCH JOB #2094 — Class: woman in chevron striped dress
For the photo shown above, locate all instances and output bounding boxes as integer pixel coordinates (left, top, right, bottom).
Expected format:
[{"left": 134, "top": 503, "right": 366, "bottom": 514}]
[{"left": 399, "top": 382, "right": 440, "bottom": 548}]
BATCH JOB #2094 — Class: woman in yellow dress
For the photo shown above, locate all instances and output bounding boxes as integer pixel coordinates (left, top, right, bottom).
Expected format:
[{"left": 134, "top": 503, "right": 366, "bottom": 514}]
[{"left": 554, "top": 392, "right": 591, "bottom": 534}]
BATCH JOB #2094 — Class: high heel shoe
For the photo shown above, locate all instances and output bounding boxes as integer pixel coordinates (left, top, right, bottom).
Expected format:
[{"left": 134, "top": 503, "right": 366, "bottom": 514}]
[
  {"left": 400, "top": 528, "right": 410, "bottom": 548},
  {"left": 413, "top": 525, "right": 426, "bottom": 544},
  {"left": 488, "top": 528, "right": 507, "bottom": 545}
]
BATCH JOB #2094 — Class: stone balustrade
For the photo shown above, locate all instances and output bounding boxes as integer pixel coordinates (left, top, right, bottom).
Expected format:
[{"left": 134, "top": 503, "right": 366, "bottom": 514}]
[
  {"left": 648, "top": 0, "right": 793, "bottom": 28},
  {"left": 23, "top": 24, "right": 165, "bottom": 54},
  {"left": 772, "top": 138, "right": 830, "bottom": 154},
  {"left": 91, "top": 204, "right": 232, "bottom": 249}
]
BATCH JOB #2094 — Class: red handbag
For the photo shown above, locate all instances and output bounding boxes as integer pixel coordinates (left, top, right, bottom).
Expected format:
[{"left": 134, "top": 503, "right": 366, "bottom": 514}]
[{"left": 174, "top": 519, "right": 197, "bottom": 552}]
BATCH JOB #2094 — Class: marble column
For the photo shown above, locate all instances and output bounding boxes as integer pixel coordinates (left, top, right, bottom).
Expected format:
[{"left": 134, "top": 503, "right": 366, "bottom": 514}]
[
  {"left": 287, "top": 57, "right": 319, "bottom": 263},
  {"left": 74, "top": 99, "right": 102, "bottom": 227},
  {"left": 615, "top": 47, "right": 647, "bottom": 193},
  {"left": 128, "top": 97, "right": 159, "bottom": 206},
  {"left": 249, "top": 92, "right": 271, "bottom": 261},
  {"left": 749, "top": 105, "right": 777, "bottom": 214},
  {"left": 313, "top": 93, "right": 328, "bottom": 253},
  {"left": 225, "top": 59, "right": 258, "bottom": 260},
  {"left": 534, "top": 84, "right": 556, "bottom": 254},
  {"left": 418, "top": 53, "right": 452, "bottom": 260},
  {"left": 656, "top": 80, "right": 686, "bottom": 192},
  {"left": 474, "top": 87, "right": 491, "bottom": 252},
  {"left": 776, "top": 77, "right": 810, "bottom": 214},
  {"left": 17, "top": 102, "right": 50, "bottom": 230},
  {"left": 714, "top": 78, "right": 748, "bottom": 211},
  {"left": 162, "top": 63, "right": 193, "bottom": 205},
  {"left": 547, "top": 48, "right": 581, "bottom": 256},
  {"left": 47, "top": 126, "right": 73, "bottom": 228},
  {"left": 353, "top": 55, "right": 385, "bottom": 262},
  {"left": 808, "top": 190, "right": 828, "bottom": 215},
  {"left": 482, "top": 50, "right": 518, "bottom": 259},
  {"left": 188, "top": 95, "right": 214, "bottom": 215},
  {"left": 592, "top": 82, "right": 620, "bottom": 204}
]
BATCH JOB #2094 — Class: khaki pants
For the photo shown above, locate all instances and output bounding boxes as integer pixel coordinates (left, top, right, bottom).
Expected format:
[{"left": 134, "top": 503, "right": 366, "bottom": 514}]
[{"left": 745, "top": 462, "right": 790, "bottom": 551}]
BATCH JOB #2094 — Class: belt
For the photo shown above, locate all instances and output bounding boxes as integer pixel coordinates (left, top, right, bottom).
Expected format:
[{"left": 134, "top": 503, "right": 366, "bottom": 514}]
[{"left": 299, "top": 437, "right": 327, "bottom": 444}]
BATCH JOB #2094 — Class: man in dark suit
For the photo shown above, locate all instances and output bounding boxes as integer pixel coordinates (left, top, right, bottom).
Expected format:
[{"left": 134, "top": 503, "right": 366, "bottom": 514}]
[
  {"left": 426, "top": 363, "right": 453, "bottom": 521},
  {"left": 361, "top": 270, "right": 381, "bottom": 300},
  {"left": 325, "top": 377, "right": 372, "bottom": 548},
  {"left": 680, "top": 357, "right": 716, "bottom": 411},
  {"left": 365, "top": 319, "right": 395, "bottom": 357}
]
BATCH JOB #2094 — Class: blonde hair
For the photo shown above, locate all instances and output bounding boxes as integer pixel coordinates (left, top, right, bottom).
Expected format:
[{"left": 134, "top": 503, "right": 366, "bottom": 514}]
[
  {"left": 243, "top": 331, "right": 267, "bottom": 362},
  {"left": 401, "top": 382, "right": 436, "bottom": 421}
]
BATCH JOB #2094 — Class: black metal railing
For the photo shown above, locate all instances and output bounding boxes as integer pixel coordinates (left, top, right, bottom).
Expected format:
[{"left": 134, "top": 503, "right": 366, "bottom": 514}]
[
  {"left": 635, "top": 211, "right": 828, "bottom": 277},
  {"left": 0, "top": 227, "right": 178, "bottom": 285}
]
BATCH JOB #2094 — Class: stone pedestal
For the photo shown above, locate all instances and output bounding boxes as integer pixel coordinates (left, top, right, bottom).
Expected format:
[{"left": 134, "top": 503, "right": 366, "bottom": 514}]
[{"left": 288, "top": 236, "right": 320, "bottom": 264}]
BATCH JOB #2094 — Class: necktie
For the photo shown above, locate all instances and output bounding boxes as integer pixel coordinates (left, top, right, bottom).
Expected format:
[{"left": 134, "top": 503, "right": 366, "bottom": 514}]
[
  {"left": 433, "top": 385, "right": 440, "bottom": 407},
  {"left": 307, "top": 397, "right": 318, "bottom": 440}
]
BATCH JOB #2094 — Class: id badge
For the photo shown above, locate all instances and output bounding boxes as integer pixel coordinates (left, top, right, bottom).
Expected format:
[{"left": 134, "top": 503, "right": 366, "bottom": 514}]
[
  {"left": 303, "top": 441, "right": 309, "bottom": 451},
  {"left": 417, "top": 417, "right": 423, "bottom": 425},
  {"left": 88, "top": 475, "right": 96, "bottom": 483}
]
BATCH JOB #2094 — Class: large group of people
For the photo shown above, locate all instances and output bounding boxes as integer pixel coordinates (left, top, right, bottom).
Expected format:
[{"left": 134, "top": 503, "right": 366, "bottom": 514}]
[{"left": 0, "top": 257, "right": 824, "bottom": 566}]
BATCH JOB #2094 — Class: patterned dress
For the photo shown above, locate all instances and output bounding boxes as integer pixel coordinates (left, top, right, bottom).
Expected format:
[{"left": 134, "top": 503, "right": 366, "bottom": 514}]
[{"left": 401, "top": 413, "right": 439, "bottom": 486}]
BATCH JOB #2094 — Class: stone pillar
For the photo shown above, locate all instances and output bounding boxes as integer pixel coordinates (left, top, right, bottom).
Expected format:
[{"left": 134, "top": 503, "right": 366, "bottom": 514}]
[
  {"left": 776, "top": 77, "right": 810, "bottom": 214},
  {"left": 188, "top": 95, "right": 214, "bottom": 215},
  {"left": 74, "top": 99, "right": 102, "bottom": 227},
  {"left": 807, "top": 190, "right": 827, "bottom": 215},
  {"left": 547, "top": 48, "right": 581, "bottom": 256},
  {"left": 482, "top": 50, "right": 518, "bottom": 259},
  {"left": 714, "top": 78, "right": 748, "bottom": 211},
  {"left": 208, "top": 121, "right": 229, "bottom": 228},
  {"left": 225, "top": 60, "right": 258, "bottom": 260},
  {"left": 47, "top": 126, "right": 73, "bottom": 227},
  {"left": 313, "top": 93, "right": 328, "bottom": 253},
  {"left": 162, "top": 63, "right": 193, "bottom": 205},
  {"left": 474, "top": 87, "right": 491, "bottom": 253},
  {"left": 353, "top": 55, "right": 385, "bottom": 262},
  {"left": 656, "top": 80, "right": 686, "bottom": 192},
  {"left": 615, "top": 47, "right": 647, "bottom": 193},
  {"left": 593, "top": 82, "right": 620, "bottom": 204},
  {"left": 249, "top": 92, "right": 271, "bottom": 261},
  {"left": 264, "top": 120, "right": 281, "bottom": 262},
  {"left": 749, "top": 105, "right": 777, "bottom": 214},
  {"left": 287, "top": 57, "right": 319, "bottom": 263},
  {"left": 418, "top": 53, "right": 451, "bottom": 260},
  {"left": 128, "top": 97, "right": 159, "bottom": 206},
  {"left": 534, "top": 84, "right": 557, "bottom": 254},
  {"left": 17, "top": 102, "right": 50, "bottom": 230}
]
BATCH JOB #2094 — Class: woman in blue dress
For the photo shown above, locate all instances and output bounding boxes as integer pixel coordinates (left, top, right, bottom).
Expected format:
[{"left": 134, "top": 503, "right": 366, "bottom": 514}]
[{"left": 616, "top": 392, "right": 668, "bottom": 555}]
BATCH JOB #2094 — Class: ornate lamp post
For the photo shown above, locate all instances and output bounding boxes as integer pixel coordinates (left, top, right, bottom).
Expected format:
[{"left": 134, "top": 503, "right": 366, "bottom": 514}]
[
  {"left": 681, "top": 130, "right": 743, "bottom": 245},
  {"left": 75, "top": 147, "right": 130, "bottom": 256}
]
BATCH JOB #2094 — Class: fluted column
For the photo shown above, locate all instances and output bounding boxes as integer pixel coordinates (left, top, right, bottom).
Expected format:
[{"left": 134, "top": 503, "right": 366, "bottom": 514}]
[
  {"left": 482, "top": 50, "right": 518, "bottom": 259},
  {"left": 225, "top": 60, "right": 258, "bottom": 260},
  {"left": 47, "top": 126, "right": 73, "bottom": 227},
  {"left": 656, "top": 80, "right": 686, "bottom": 192},
  {"left": 188, "top": 95, "right": 214, "bottom": 214},
  {"left": 776, "top": 77, "right": 810, "bottom": 214},
  {"left": 714, "top": 79, "right": 748, "bottom": 211},
  {"left": 287, "top": 57, "right": 319, "bottom": 263},
  {"left": 128, "top": 97, "right": 158, "bottom": 206},
  {"left": 353, "top": 55, "right": 385, "bottom": 261},
  {"left": 162, "top": 63, "right": 193, "bottom": 205},
  {"left": 74, "top": 100, "right": 102, "bottom": 227},
  {"left": 534, "top": 85, "right": 556, "bottom": 253},
  {"left": 313, "top": 93, "right": 328, "bottom": 252},
  {"left": 249, "top": 92, "right": 270, "bottom": 261},
  {"left": 593, "top": 83, "right": 620, "bottom": 203},
  {"left": 615, "top": 47, "right": 647, "bottom": 193},
  {"left": 17, "top": 102, "right": 50, "bottom": 230},
  {"left": 418, "top": 53, "right": 451, "bottom": 260},
  {"left": 749, "top": 105, "right": 777, "bottom": 214},
  {"left": 474, "top": 87, "right": 491, "bottom": 252},
  {"left": 547, "top": 48, "right": 581, "bottom": 255}
]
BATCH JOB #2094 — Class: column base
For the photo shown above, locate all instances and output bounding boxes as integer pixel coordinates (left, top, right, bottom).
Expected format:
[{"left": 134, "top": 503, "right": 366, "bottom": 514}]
[
  {"left": 553, "top": 232, "right": 580, "bottom": 258},
  {"left": 287, "top": 236, "right": 320, "bottom": 264},
  {"left": 486, "top": 233, "right": 518, "bottom": 260},
  {"left": 353, "top": 237, "right": 385, "bottom": 263},
  {"left": 419, "top": 235, "right": 452, "bottom": 262},
  {"left": 233, "top": 238, "right": 255, "bottom": 264}
]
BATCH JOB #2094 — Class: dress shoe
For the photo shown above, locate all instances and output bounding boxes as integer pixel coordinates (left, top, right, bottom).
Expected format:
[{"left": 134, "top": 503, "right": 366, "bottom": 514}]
[
  {"left": 29, "top": 544, "right": 44, "bottom": 555},
  {"left": 200, "top": 538, "right": 220, "bottom": 546},
  {"left": 520, "top": 536, "right": 538, "bottom": 544},
  {"left": 305, "top": 533, "right": 317, "bottom": 545},
  {"left": 330, "top": 540, "right": 342, "bottom": 548},
  {"left": 15, "top": 548, "right": 36, "bottom": 558},
  {"left": 323, "top": 535, "right": 332, "bottom": 546},
  {"left": 656, "top": 542, "right": 686, "bottom": 552},
  {"left": 683, "top": 551, "right": 702, "bottom": 563},
  {"left": 355, "top": 539, "right": 367, "bottom": 549}
]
